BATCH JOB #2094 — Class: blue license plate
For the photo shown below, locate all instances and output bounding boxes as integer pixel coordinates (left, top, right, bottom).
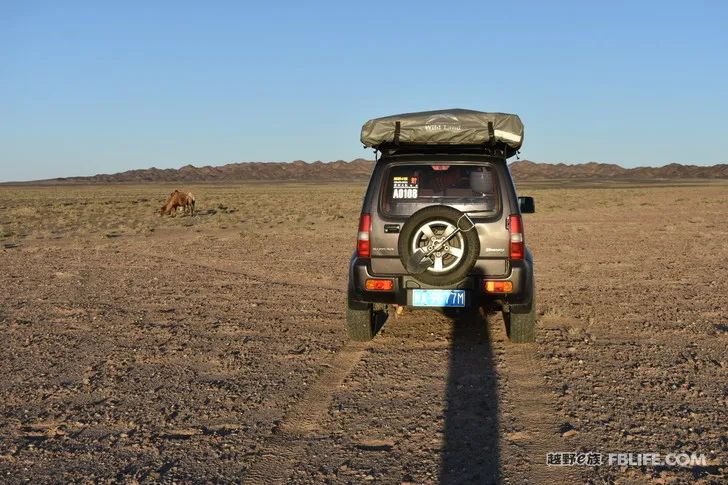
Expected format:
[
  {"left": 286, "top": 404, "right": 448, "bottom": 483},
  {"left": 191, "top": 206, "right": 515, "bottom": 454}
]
[{"left": 411, "top": 289, "right": 466, "bottom": 308}]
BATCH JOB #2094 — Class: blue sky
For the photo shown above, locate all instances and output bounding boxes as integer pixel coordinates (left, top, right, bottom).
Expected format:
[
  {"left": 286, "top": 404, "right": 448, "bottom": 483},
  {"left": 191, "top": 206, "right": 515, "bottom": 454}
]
[{"left": 1, "top": 1, "right": 727, "bottom": 181}]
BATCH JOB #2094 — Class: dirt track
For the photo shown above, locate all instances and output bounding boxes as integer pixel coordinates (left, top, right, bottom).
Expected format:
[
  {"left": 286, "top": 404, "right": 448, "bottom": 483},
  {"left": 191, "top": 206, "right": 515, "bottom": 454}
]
[{"left": 0, "top": 182, "right": 726, "bottom": 484}]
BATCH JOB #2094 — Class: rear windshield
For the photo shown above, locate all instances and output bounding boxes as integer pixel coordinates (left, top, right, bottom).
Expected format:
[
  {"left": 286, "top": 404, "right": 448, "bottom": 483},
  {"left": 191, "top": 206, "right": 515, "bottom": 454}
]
[{"left": 380, "top": 163, "right": 499, "bottom": 217}]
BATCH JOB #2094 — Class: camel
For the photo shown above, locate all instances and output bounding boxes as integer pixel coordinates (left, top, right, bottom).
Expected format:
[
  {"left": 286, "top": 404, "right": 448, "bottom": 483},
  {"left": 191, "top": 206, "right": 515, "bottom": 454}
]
[{"left": 160, "top": 190, "right": 195, "bottom": 216}]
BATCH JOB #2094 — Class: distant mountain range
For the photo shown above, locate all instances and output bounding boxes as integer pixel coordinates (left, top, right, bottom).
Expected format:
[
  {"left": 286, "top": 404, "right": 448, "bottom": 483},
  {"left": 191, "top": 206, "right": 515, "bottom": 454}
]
[
  {"left": 508, "top": 160, "right": 728, "bottom": 180},
  {"left": 13, "top": 159, "right": 728, "bottom": 184},
  {"left": 39, "top": 159, "right": 376, "bottom": 184}
]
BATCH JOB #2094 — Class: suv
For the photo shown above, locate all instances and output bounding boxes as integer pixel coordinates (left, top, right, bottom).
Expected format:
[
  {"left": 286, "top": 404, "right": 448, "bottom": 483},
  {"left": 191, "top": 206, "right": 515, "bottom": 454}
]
[{"left": 347, "top": 110, "right": 536, "bottom": 343}]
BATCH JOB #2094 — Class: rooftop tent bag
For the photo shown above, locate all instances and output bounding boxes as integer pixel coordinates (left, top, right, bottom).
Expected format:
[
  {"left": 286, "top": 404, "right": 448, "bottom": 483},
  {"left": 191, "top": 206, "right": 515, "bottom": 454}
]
[{"left": 360, "top": 108, "right": 524, "bottom": 156}]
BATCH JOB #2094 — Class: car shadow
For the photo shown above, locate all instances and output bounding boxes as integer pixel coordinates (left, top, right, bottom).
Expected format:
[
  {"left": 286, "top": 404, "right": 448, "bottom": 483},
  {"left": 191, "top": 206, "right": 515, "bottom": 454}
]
[{"left": 439, "top": 308, "right": 500, "bottom": 484}]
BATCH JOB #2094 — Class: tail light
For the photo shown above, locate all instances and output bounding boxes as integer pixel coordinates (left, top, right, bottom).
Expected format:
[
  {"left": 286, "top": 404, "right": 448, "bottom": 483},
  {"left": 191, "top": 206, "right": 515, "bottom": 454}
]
[
  {"left": 357, "top": 213, "right": 371, "bottom": 257},
  {"left": 509, "top": 214, "right": 524, "bottom": 260}
]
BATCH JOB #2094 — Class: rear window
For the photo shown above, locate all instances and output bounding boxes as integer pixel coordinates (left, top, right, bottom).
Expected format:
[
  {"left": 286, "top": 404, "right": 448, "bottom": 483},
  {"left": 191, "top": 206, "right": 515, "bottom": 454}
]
[{"left": 380, "top": 163, "right": 499, "bottom": 217}]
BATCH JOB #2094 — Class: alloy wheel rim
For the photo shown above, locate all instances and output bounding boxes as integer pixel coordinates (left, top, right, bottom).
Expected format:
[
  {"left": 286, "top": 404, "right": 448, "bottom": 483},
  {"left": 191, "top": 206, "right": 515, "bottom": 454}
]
[{"left": 411, "top": 220, "right": 465, "bottom": 273}]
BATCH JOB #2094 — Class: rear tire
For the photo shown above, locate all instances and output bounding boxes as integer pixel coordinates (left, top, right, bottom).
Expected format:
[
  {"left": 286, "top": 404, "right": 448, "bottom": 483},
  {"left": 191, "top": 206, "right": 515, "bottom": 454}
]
[
  {"left": 504, "top": 287, "right": 536, "bottom": 343},
  {"left": 346, "top": 299, "right": 376, "bottom": 341}
]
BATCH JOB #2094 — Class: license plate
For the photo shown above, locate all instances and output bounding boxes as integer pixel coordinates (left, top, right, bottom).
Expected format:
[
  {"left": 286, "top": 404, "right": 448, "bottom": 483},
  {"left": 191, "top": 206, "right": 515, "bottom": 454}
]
[{"left": 411, "top": 289, "right": 466, "bottom": 308}]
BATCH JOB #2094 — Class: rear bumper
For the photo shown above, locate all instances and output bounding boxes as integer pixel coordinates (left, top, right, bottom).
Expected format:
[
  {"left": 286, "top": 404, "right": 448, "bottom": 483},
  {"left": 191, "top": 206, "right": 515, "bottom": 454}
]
[{"left": 348, "top": 254, "right": 533, "bottom": 309}]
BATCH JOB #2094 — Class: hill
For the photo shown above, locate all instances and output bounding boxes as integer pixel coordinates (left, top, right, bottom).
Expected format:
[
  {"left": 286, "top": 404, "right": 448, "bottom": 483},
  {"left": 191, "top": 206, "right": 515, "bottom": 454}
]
[
  {"left": 508, "top": 160, "right": 728, "bottom": 180},
  {"left": 42, "top": 159, "right": 376, "bottom": 184},
  {"left": 10, "top": 159, "right": 728, "bottom": 184}
]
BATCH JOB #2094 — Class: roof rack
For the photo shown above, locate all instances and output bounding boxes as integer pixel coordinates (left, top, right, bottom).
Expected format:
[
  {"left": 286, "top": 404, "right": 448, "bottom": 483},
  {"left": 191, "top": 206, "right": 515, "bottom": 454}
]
[{"left": 375, "top": 143, "right": 512, "bottom": 159}]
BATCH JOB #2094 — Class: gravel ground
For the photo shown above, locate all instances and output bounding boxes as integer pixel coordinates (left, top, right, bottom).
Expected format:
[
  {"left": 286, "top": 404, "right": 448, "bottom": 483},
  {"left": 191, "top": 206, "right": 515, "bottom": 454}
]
[{"left": 0, "top": 182, "right": 726, "bottom": 484}]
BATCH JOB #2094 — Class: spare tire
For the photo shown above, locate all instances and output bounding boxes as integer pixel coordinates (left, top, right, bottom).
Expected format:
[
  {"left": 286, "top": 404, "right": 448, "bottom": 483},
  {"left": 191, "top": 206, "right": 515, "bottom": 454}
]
[{"left": 398, "top": 206, "right": 480, "bottom": 286}]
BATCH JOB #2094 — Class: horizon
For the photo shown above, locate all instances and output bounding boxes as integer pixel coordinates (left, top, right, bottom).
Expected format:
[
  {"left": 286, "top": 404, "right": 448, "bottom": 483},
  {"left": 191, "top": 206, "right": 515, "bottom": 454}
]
[
  {"left": 6, "top": 158, "right": 726, "bottom": 184},
  {"left": 2, "top": 1, "right": 727, "bottom": 182}
]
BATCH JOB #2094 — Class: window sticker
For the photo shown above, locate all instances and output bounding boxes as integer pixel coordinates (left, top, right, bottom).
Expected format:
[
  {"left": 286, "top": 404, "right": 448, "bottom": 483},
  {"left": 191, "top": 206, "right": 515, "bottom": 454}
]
[{"left": 392, "top": 176, "right": 419, "bottom": 199}]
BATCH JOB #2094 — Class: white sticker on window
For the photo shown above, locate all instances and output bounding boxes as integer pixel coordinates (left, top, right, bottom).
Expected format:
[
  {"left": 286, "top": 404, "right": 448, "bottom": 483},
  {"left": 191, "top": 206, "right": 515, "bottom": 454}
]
[{"left": 392, "top": 176, "right": 419, "bottom": 199}]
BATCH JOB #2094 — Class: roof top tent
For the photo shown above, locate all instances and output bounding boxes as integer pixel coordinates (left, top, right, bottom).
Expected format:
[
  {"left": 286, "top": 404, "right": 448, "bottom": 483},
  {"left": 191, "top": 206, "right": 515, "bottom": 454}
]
[{"left": 361, "top": 108, "right": 524, "bottom": 159}]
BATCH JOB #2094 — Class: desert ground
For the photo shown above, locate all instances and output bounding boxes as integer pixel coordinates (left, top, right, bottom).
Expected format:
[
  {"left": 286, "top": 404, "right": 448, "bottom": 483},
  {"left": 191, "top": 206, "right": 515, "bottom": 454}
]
[{"left": 0, "top": 181, "right": 726, "bottom": 484}]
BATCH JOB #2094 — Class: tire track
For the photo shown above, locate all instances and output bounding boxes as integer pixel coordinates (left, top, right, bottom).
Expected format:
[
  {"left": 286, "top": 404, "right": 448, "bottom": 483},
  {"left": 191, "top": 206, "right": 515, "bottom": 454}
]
[
  {"left": 242, "top": 342, "right": 368, "bottom": 484},
  {"left": 138, "top": 247, "right": 578, "bottom": 481},
  {"left": 491, "top": 317, "right": 582, "bottom": 484}
]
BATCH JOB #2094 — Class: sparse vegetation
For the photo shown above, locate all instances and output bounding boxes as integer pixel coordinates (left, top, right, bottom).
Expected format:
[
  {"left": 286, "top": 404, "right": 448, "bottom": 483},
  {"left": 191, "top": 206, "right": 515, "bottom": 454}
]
[
  {"left": 0, "top": 183, "right": 366, "bottom": 242},
  {"left": 0, "top": 180, "right": 726, "bottom": 483}
]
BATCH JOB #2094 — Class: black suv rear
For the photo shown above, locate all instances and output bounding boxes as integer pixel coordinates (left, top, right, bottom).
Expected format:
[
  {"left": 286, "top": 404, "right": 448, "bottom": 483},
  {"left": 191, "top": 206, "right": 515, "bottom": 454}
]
[{"left": 347, "top": 149, "right": 536, "bottom": 342}]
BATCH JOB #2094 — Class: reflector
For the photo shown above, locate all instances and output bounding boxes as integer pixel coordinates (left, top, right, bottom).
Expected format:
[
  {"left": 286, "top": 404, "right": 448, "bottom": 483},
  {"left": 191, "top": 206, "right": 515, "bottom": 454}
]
[
  {"left": 365, "top": 279, "right": 394, "bottom": 291},
  {"left": 484, "top": 281, "right": 513, "bottom": 293}
]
